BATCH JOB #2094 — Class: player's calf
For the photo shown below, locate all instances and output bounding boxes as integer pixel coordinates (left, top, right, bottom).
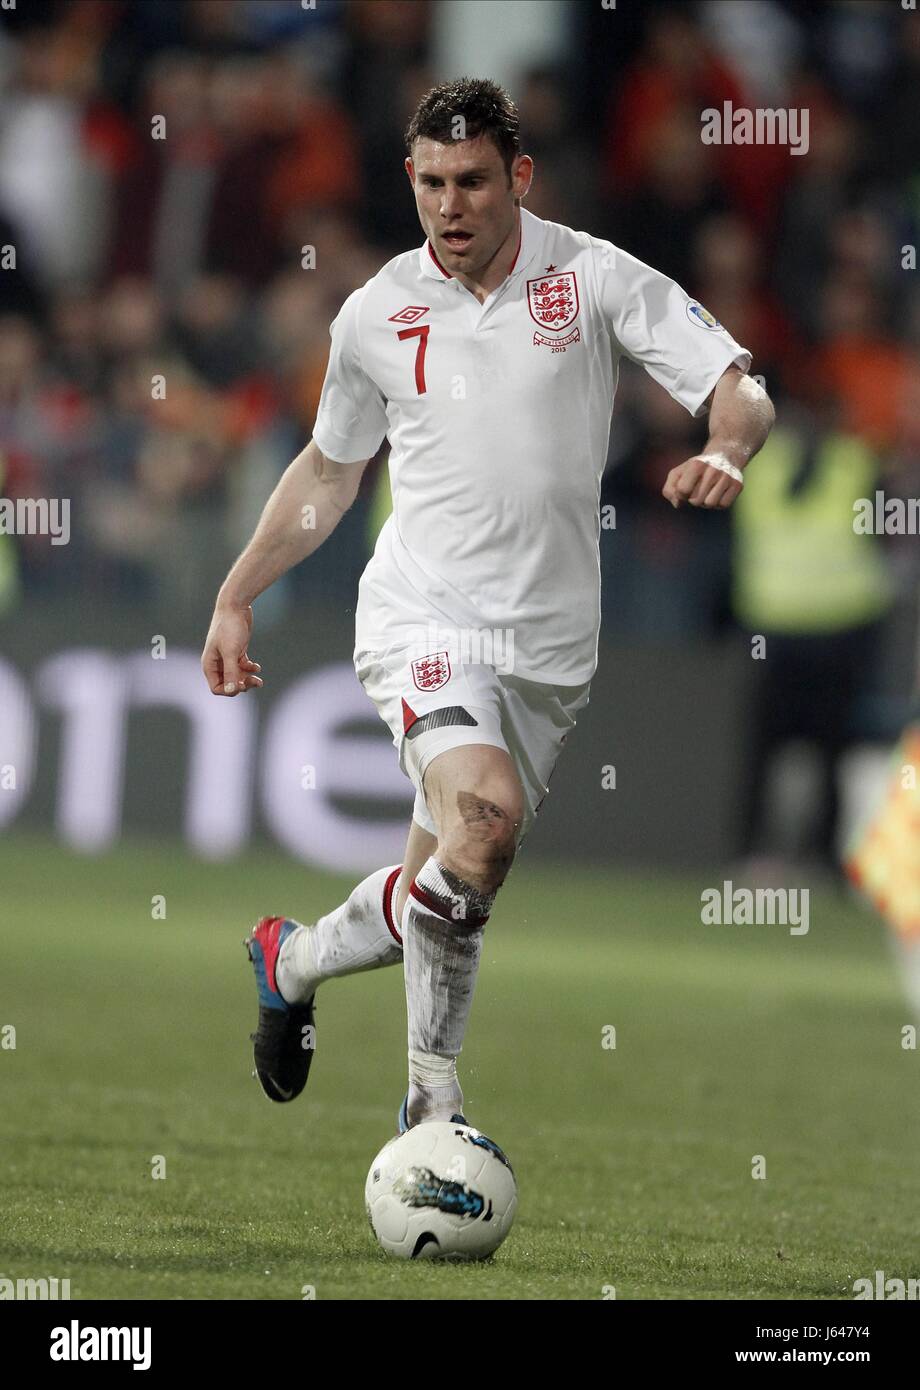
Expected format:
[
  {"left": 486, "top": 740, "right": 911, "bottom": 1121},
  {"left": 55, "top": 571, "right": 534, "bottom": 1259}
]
[
  {"left": 398, "top": 750, "right": 524, "bottom": 1127},
  {"left": 401, "top": 856, "right": 503, "bottom": 1127}
]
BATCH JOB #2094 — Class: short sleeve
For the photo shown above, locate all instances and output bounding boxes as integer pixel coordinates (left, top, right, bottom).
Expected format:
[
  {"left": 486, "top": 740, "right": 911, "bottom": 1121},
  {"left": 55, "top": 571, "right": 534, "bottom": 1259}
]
[
  {"left": 596, "top": 243, "right": 752, "bottom": 417},
  {"left": 311, "top": 287, "right": 388, "bottom": 463}
]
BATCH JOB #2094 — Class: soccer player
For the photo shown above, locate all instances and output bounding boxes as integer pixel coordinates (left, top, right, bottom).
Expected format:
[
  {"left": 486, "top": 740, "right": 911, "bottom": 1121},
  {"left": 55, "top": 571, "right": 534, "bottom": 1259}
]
[{"left": 201, "top": 78, "right": 774, "bottom": 1132}]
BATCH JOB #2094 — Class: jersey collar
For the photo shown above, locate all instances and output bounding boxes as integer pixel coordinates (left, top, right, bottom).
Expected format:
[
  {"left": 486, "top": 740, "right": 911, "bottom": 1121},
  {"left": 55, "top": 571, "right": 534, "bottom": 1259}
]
[{"left": 418, "top": 207, "right": 543, "bottom": 283}]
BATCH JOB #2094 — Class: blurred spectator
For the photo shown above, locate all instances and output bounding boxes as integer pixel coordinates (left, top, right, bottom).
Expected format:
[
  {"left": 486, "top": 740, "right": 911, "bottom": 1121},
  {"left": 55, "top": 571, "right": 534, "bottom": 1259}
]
[
  {"left": 0, "top": 21, "right": 117, "bottom": 289},
  {"left": 700, "top": 0, "right": 803, "bottom": 106},
  {"left": 732, "top": 412, "right": 893, "bottom": 875},
  {"left": 816, "top": 269, "right": 915, "bottom": 450},
  {"left": 609, "top": 110, "right": 730, "bottom": 288},
  {"left": 601, "top": 368, "right": 730, "bottom": 641},
  {"left": 343, "top": 2, "right": 432, "bottom": 251},
  {"left": 516, "top": 66, "right": 596, "bottom": 230},
  {"left": 773, "top": 102, "right": 867, "bottom": 337},
  {"left": 692, "top": 213, "right": 795, "bottom": 391}
]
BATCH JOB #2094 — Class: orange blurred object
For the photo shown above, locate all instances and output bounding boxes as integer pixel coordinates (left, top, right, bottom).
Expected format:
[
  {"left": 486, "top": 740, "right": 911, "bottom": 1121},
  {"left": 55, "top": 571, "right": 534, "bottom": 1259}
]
[{"left": 845, "top": 727, "right": 920, "bottom": 941}]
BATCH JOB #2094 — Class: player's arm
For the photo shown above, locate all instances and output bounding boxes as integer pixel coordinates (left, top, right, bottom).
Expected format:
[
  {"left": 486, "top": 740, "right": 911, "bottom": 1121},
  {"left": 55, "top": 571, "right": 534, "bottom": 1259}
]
[
  {"left": 596, "top": 244, "right": 773, "bottom": 512},
  {"left": 662, "top": 365, "right": 775, "bottom": 511},
  {"left": 201, "top": 440, "right": 371, "bottom": 697}
]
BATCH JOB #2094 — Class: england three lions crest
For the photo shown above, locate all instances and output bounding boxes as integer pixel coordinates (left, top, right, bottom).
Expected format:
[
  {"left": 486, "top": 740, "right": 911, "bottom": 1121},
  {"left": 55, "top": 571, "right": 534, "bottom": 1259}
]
[
  {"left": 411, "top": 651, "right": 451, "bottom": 691},
  {"left": 527, "top": 271, "right": 580, "bottom": 333}
]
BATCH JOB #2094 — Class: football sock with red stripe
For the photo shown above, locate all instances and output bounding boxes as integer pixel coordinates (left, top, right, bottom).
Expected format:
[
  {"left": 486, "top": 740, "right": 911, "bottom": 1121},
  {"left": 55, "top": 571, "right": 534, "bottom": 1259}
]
[
  {"left": 275, "top": 864, "right": 404, "bottom": 1004},
  {"left": 402, "top": 856, "right": 495, "bottom": 1125}
]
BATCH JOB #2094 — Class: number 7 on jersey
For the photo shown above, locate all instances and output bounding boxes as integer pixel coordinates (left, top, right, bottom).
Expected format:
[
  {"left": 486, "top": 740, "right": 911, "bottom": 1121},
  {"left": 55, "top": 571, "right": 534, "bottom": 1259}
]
[{"left": 397, "top": 324, "right": 429, "bottom": 395}]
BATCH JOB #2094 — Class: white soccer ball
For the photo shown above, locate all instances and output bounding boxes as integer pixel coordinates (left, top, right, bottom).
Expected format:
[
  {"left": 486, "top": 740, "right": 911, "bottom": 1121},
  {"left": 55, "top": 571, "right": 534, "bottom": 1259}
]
[{"left": 365, "top": 1120, "right": 517, "bottom": 1261}]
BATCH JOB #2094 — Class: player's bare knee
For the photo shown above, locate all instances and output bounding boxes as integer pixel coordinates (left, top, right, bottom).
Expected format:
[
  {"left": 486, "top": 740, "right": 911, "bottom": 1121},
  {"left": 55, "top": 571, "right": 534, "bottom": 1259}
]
[
  {"left": 441, "top": 791, "right": 520, "bottom": 893},
  {"left": 455, "top": 788, "right": 523, "bottom": 842}
]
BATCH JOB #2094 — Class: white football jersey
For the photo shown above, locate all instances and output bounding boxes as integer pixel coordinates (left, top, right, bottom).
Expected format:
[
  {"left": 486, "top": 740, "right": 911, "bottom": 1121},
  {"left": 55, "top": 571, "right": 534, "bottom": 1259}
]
[{"left": 312, "top": 207, "right": 750, "bottom": 683}]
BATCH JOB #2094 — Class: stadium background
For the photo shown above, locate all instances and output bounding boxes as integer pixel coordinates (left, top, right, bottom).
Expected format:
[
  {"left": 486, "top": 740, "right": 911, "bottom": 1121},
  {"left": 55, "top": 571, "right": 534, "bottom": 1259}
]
[{"left": 2, "top": 0, "right": 920, "bottom": 1303}]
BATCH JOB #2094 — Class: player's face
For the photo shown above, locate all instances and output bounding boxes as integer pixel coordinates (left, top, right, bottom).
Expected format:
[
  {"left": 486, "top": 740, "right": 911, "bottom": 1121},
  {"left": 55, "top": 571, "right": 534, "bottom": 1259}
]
[{"left": 406, "top": 135, "right": 530, "bottom": 277}]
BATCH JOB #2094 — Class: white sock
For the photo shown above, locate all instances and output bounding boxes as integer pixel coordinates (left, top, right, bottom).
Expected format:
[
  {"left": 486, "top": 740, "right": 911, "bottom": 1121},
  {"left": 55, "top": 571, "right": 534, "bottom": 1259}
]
[
  {"left": 408, "top": 1050, "right": 462, "bottom": 1125},
  {"left": 402, "top": 857, "right": 494, "bottom": 1125},
  {"left": 276, "top": 864, "right": 403, "bottom": 1004}
]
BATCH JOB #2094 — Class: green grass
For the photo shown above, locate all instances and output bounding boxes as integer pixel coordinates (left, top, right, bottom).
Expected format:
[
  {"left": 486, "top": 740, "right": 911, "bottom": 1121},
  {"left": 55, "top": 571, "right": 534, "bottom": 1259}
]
[{"left": 1, "top": 833, "right": 918, "bottom": 1300}]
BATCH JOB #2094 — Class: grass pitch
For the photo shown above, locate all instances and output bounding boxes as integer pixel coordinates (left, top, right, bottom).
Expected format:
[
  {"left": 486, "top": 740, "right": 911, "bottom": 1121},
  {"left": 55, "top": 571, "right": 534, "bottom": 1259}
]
[{"left": 2, "top": 834, "right": 918, "bottom": 1300}]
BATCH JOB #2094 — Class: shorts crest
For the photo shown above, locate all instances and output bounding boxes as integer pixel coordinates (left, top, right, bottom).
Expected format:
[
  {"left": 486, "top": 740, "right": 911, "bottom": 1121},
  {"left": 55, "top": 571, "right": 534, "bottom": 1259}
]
[{"left": 411, "top": 651, "right": 451, "bottom": 691}]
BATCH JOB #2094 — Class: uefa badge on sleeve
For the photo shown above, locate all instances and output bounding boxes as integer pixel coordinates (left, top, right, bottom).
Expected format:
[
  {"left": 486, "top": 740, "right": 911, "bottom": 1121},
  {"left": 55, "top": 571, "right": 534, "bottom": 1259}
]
[{"left": 686, "top": 301, "right": 723, "bottom": 330}]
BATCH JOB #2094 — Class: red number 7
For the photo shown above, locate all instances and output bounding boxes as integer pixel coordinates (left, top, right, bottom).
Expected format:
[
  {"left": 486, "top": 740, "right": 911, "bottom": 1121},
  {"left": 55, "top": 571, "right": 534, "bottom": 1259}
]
[{"left": 397, "top": 324, "right": 429, "bottom": 395}]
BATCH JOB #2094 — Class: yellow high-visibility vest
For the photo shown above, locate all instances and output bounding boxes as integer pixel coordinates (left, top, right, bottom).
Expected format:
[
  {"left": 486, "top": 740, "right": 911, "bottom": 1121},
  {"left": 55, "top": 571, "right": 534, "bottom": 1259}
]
[
  {"left": 367, "top": 453, "right": 393, "bottom": 552},
  {"left": 732, "top": 428, "right": 891, "bottom": 634},
  {"left": 0, "top": 453, "right": 19, "bottom": 615}
]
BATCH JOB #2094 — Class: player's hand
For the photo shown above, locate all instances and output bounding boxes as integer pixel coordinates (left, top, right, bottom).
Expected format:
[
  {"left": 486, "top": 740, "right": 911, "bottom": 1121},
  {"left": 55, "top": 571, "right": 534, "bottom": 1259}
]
[
  {"left": 662, "top": 454, "right": 744, "bottom": 510},
  {"left": 201, "top": 603, "right": 263, "bottom": 696}
]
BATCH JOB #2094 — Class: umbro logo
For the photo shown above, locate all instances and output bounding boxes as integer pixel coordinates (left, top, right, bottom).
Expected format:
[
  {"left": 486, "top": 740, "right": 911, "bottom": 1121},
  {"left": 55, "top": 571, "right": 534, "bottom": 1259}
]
[{"left": 387, "top": 305, "right": 430, "bottom": 324}]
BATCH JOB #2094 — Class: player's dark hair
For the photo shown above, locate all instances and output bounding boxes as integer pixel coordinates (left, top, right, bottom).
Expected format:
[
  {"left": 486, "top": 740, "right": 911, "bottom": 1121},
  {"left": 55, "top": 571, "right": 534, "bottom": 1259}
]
[{"left": 405, "top": 77, "right": 521, "bottom": 178}]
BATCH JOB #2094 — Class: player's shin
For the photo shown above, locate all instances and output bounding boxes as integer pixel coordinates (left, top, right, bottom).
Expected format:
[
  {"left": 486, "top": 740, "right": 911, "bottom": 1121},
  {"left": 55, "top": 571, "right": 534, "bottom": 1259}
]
[
  {"left": 275, "top": 864, "right": 403, "bottom": 1003},
  {"left": 402, "top": 856, "right": 495, "bottom": 1125}
]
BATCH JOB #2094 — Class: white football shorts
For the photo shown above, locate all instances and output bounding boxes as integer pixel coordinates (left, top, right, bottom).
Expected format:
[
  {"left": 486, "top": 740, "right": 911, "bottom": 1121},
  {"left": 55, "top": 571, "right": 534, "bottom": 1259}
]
[{"left": 354, "top": 645, "right": 591, "bottom": 846}]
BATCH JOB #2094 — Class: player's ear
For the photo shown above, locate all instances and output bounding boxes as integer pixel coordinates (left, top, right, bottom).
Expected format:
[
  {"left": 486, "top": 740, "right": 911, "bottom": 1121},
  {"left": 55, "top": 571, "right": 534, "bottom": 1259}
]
[
  {"left": 512, "top": 153, "right": 534, "bottom": 203},
  {"left": 405, "top": 156, "right": 415, "bottom": 187}
]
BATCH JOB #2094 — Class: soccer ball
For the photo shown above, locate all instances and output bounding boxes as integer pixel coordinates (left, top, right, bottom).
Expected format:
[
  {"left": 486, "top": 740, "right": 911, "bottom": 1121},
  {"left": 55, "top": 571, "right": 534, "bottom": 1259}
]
[{"left": 365, "top": 1120, "right": 517, "bottom": 1261}]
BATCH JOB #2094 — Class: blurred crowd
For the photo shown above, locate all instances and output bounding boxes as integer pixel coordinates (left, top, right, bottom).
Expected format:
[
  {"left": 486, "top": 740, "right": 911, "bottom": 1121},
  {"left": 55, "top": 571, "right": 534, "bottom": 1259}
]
[{"left": 0, "top": 0, "right": 918, "bottom": 683}]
